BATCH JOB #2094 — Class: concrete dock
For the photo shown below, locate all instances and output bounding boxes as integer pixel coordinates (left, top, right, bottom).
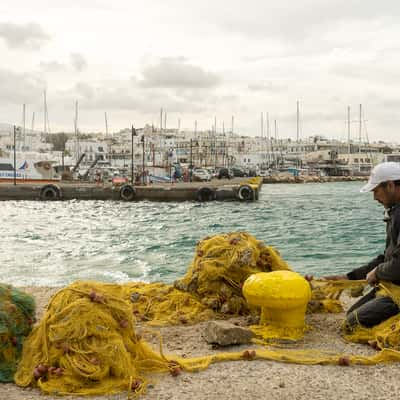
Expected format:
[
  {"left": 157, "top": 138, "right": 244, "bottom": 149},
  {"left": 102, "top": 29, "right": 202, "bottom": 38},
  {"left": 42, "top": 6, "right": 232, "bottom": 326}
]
[{"left": 0, "top": 178, "right": 262, "bottom": 202}]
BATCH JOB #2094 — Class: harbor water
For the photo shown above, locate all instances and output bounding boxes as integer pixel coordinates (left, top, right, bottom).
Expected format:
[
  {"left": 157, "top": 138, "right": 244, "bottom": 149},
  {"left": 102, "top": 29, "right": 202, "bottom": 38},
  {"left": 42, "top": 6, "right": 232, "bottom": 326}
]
[{"left": 2, "top": 181, "right": 385, "bottom": 287}]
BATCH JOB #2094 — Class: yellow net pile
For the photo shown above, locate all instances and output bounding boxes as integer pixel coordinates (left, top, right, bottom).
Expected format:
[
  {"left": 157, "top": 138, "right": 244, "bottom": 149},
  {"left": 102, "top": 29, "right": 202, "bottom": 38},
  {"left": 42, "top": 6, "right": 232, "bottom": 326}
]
[
  {"left": 18, "top": 278, "right": 395, "bottom": 397},
  {"left": 122, "top": 282, "right": 215, "bottom": 326},
  {"left": 13, "top": 232, "right": 297, "bottom": 395},
  {"left": 14, "top": 232, "right": 400, "bottom": 397},
  {"left": 14, "top": 281, "right": 180, "bottom": 396},
  {"left": 174, "top": 232, "right": 291, "bottom": 314}
]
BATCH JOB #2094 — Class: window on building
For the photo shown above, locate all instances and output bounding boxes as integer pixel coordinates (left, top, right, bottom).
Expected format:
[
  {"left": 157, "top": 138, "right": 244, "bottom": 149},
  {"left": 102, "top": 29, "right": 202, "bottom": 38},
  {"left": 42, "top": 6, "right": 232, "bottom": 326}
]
[{"left": 0, "top": 163, "right": 14, "bottom": 170}]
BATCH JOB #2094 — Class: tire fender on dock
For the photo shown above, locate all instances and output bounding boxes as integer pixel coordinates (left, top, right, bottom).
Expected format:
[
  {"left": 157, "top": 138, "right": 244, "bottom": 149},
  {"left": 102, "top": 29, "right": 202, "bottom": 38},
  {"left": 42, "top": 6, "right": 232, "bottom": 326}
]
[
  {"left": 120, "top": 184, "right": 136, "bottom": 201},
  {"left": 40, "top": 184, "right": 62, "bottom": 201},
  {"left": 237, "top": 184, "right": 255, "bottom": 201},
  {"left": 196, "top": 187, "right": 216, "bottom": 202}
]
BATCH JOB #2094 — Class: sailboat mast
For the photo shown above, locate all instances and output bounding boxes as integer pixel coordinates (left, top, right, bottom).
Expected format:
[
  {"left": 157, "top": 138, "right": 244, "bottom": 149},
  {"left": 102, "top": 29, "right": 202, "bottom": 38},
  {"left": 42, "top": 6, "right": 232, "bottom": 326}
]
[
  {"left": 74, "top": 101, "right": 79, "bottom": 159},
  {"left": 43, "top": 90, "right": 47, "bottom": 137},
  {"left": 274, "top": 119, "right": 278, "bottom": 168},
  {"left": 105, "top": 112, "right": 109, "bottom": 136},
  {"left": 214, "top": 116, "right": 217, "bottom": 168},
  {"left": 347, "top": 106, "right": 351, "bottom": 175},
  {"left": 261, "top": 112, "right": 264, "bottom": 138},
  {"left": 266, "top": 112, "right": 270, "bottom": 164},
  {"left": 22, "top": 103, "right": 26, "bottom": 150},
  {"left": 30, "top": 111, "right": 35, "bottom": 150},
  {"left": 359, "top": 104, "right": 362, "bottom": 172},
  {"left": 296, "top": 100, "right": 299, "bottom": 143}
]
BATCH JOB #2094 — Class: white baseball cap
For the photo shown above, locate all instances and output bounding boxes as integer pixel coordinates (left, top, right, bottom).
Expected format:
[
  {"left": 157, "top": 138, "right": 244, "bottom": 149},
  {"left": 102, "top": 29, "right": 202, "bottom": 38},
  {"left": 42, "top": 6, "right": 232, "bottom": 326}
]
[{"left": 360, "top": 162, "right": 400, "bottom": 192}]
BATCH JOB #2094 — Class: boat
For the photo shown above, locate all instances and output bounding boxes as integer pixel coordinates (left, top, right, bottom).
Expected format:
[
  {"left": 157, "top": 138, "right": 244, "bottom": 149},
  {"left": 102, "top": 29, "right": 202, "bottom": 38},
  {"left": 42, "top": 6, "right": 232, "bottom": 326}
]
[{"left": 0, "top": 152, "right": 61, "bottom": 182}]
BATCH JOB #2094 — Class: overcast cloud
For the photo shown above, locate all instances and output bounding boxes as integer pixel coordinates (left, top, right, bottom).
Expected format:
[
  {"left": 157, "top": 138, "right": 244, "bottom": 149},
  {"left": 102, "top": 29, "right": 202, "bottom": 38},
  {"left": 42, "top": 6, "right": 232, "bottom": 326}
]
[
  {"left": 70, "top": 53, "right": 87, "bottom": 72},
  {"left": 0, "top": 21, "right": 50, "bottom": 49},
  {"left": 1, "top": 0, "right": 400, "bottom": 142},
  {"left": 139, "top": 58, "right": 221, "bottom": 89}
]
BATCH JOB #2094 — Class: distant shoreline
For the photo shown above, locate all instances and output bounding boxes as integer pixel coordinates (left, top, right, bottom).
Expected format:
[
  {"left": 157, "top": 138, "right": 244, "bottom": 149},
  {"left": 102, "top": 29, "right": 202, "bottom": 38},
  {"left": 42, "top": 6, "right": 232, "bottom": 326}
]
[{"left": 263, "top": 175, "right": 368, "bottom": 184}]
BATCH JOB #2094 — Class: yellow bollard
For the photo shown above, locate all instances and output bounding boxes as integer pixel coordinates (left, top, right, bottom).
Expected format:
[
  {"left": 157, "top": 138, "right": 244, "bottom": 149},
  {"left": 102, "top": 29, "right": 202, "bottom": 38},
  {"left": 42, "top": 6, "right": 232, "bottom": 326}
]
[{"left": 243, "top": 271, "right": 312, "bottom": 341}]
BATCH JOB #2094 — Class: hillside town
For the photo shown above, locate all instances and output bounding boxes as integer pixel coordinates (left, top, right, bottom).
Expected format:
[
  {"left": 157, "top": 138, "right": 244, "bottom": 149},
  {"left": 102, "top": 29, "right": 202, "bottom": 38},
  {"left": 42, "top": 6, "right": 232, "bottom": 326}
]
[{"left": 1, "top": 121, "right": 400, "bottom": 183}]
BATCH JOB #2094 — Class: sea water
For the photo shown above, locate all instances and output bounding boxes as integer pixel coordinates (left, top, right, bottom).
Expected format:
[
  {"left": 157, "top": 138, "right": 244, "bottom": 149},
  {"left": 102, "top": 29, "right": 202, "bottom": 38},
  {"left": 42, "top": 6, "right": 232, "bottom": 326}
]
[{"left": 1, "top": 181, "right": 385, "bottom": 287}]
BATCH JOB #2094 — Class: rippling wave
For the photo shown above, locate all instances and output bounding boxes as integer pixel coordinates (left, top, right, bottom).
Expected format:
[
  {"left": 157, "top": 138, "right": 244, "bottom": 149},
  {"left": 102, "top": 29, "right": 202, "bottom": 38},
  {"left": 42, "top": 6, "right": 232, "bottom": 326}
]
[{"left": 1, "top": 182, "right": 385, "bottom": 286}]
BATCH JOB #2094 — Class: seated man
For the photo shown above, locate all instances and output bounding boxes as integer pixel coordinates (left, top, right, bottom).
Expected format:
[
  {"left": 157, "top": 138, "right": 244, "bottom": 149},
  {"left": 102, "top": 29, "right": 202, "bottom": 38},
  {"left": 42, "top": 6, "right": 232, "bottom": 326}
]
[{"left": 324, "top": 162, "right": 400, "bottom": 329}]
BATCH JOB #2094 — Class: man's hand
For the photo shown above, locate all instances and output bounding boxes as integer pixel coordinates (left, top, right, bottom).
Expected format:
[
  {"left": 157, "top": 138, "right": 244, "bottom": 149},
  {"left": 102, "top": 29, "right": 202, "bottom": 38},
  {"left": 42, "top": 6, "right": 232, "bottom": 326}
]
[
  {"left": 322, "top": 274, "right": 348, "bottom": 281},
  {"left": 366, "top": 268, "right": 378, "bottom": 285}
]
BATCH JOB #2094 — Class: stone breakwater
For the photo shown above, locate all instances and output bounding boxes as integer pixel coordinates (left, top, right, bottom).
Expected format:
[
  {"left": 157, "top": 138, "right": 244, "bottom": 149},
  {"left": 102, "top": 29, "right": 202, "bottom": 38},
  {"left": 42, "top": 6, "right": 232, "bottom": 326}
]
[{"left": 263, "top": 175, "right": 368, "bottom": 184}]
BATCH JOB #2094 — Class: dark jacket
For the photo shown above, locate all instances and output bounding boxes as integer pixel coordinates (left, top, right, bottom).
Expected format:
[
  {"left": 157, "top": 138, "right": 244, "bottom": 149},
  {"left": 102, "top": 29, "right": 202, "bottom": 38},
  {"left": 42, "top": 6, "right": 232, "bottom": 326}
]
[{"left": 347, "top": 204, "right": 400, "bottom": 284}]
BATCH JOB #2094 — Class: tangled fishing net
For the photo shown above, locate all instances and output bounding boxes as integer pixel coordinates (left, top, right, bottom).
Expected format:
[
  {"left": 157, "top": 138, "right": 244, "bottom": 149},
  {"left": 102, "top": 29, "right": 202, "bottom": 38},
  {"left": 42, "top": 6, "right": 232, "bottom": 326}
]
[
  {"left": 0, "top": 284, "right": 35, "bottom": 382},
  {"left": 14, "top": 232, "right": 294, "bottom": 395},
  {"left": 14, "top": 231, "right": 400, "bottom": 397},
  {"left": 14, "top": 281, "right": 178, "bottom": 396},
  {"left": 174, "top": 232, "right": 291, "bottom": 314},
  {"left": 123, "top": 282, "right": 214, "bottom": 326}
]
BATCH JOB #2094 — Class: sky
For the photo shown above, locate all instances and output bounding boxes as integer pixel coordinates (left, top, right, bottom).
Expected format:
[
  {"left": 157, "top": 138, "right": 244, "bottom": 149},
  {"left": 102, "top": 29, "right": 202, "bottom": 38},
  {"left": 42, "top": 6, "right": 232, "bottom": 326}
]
[{"left": 1, "top": 0, "right": 400, "bottom": 142}]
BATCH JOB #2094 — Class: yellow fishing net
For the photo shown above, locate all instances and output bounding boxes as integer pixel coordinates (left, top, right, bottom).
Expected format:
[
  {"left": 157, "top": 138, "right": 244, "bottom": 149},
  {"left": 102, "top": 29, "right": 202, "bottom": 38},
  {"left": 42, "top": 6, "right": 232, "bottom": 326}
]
[
  {"left": 14, "top": 281, "right": 179, "bottom": 396},
  {"left": 122, "top": 282, "right": 215, "bottom": 326},
  {"left": 174, "top": 231, "right": 291, "bottom": 314},
  {"left": 14, "top": 232, "right": 294, "bottom": 395},
  {"left": 14, "top": 232, "right": 400, "bottom": 397}
]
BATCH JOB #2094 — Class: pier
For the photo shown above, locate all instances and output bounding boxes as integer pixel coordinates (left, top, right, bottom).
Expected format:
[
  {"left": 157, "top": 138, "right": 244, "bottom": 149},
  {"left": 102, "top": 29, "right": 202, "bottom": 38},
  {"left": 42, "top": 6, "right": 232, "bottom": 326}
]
[{"left": 0, "top": 177, "right": 262, "bottom": 202}]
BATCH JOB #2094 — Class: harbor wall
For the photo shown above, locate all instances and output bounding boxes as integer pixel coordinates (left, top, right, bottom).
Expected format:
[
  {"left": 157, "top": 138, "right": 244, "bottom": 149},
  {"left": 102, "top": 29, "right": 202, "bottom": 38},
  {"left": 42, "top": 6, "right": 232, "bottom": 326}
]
[{"left": 0, "top": 178, "right": 262, "bottom": 202}]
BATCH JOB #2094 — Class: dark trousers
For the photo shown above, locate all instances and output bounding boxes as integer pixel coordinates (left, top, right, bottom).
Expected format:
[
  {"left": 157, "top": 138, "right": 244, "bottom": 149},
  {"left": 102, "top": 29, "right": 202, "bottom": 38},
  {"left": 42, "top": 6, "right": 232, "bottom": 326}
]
[{"left": 346, "top": 288, "right": 399, "bottom": 328}]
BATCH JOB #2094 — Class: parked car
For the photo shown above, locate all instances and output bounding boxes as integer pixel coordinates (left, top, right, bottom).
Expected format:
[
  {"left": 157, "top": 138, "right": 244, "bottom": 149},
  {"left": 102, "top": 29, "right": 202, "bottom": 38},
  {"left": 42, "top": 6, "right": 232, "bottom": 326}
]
[
  {"left": 247, "top": 168, "right": 258, "bottom": 177},
  {"left": 259, "top": 169, "right": 271, "bottom": 177},
  {"left": 217, "top": 167, "right": 233, "bottom": 179},
  {"left": 192, "top": 168, "right": 212, "bottom": 182},
  {"left": 206, "top": 168, "right": 218, "bottom": 178},
  {"left": 231, "top": 167, "right": 247, "bottom": 177}
]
